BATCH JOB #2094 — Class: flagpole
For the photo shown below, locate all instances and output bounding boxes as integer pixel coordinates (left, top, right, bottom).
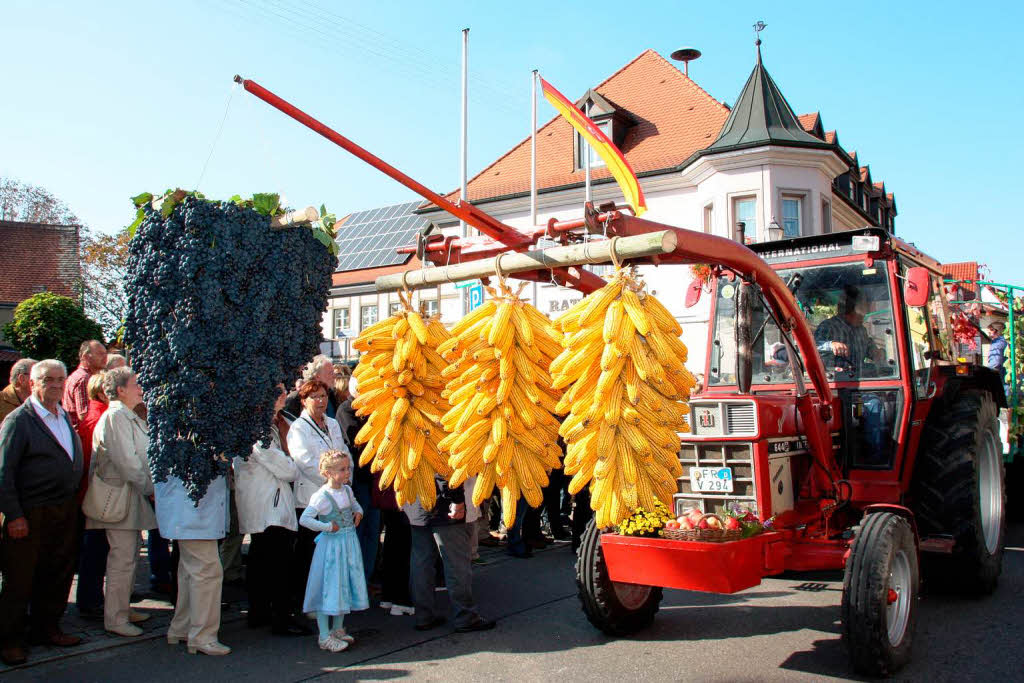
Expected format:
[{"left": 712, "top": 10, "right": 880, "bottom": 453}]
[
  {"left": 530, "top": 70, "right": 538, "bottom": 227},
  {"left": 460, "top": 28, "right": 469, "bottom": 237},
  {"left": 584, "top": 99, "right": 592, "bottom": 202}
]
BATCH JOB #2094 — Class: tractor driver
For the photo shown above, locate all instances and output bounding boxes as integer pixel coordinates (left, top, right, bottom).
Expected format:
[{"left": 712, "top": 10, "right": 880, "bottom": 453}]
[
  {"left": 814, "top": 286, "right": 883, "bottom": 377},
  {"left": 815, "top": 286, "right": 888, "bottom": 465}
]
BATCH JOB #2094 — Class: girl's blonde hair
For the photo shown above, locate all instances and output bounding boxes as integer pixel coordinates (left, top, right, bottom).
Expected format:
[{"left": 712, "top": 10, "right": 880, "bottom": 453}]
[{"left": 318, "top": 449, "right": 351, "bottom": 478}]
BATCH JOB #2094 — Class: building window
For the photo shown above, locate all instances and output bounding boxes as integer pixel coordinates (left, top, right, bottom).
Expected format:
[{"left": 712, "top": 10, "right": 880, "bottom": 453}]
[
  {"left": 822, "top": 200, "right": 832, "bottom": 234},
  {"left": 781, "top": 196, "right": 801, "bottom": 237},
  {"left": 332, "top": 308, "right": 350, "bottom": 338},
  {"left": 732, "top": 196, "right": 757, "bottom": 238},
  {"left": 389, "top": 302, "right": 403, "bottom": 316},
  {"left": 586, "top": 263, "right": 613, "bottom": 276},
  {"left": 862, "top": 191, "right": 869, "bottom": 212},
  {"left": 360, "top": 304, "right": 378, "bottom": 329},
  {"left": 420, "top": 299, "right": 439, "bottom": 318},
  {"left": 575, "top": 119, "right": 610, "bottom": 170},
  {"left": 848, "top": 180, "right": 855, "bottom": 200},
  {"left": 703, "top": 203, "right": 714, "bottom": 234}
]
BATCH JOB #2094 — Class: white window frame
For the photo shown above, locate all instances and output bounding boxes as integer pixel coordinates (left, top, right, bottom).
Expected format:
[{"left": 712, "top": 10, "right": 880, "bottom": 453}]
[
  {"left": 780, "top": 195, "right": 802, "bottom": 238},
  {"left": 731, "top": 194, "right": 758, "bottom": 239},
  {"left": 389, "top": 301, "right": 403, "bottom": 316},
  {"left": 360, "top": 304, "right": 378, "bottom": 330},
  {"left": 332, "top": 307, "right": 350, "bottom": 338},
  {"left": 575, "top": 119, "right": 610, "bottom": 171},
  {"left": 703, "top": 203, "right": 714, "bottom": 234},
  {"left": 821, "top": 199, "right": 832, "bottom": 234}
]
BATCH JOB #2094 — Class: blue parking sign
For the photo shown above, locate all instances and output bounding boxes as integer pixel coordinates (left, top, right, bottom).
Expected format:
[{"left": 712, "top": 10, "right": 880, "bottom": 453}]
[{"left": 468, "top": 283, "right": 484, "bottom": 310}]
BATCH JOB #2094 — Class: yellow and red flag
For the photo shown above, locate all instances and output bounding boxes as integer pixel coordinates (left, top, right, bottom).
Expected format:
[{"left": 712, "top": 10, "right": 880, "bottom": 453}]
[{"left": 540, "top": 76, "right": 647, "bottom": 216}]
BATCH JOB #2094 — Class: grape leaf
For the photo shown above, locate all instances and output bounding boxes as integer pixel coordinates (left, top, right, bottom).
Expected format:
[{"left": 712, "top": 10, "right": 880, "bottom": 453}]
[
  {"left": 131, "top": 192, "right": 154, "bottom": 208},
  {"left": 252, "top": 193, "right": 280, "bottom": 216},
  {"left": 126, "top": 207, "right": 145, "bottom": 237}
]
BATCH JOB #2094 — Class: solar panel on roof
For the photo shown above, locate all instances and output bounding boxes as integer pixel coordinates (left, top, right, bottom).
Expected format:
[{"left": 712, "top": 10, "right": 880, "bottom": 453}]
[{"left": 334, "top": 200, "right": 431, "bottom": 273}]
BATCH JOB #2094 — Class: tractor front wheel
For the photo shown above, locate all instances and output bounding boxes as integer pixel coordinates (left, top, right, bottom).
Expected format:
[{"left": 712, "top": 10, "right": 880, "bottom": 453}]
[
  {"left": 841, "top": 511, "right": 919, "bottom": 677},
  {"left": 576, "top": 520, "right": 662, "bottom": 636}
]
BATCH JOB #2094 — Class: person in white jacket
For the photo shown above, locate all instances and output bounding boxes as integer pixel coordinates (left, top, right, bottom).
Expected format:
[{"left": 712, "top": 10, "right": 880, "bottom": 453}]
[
  {"left": 286, "top": 380, "right": 349, "bottom": 613},
  {"left": 233, "top": 384, "right": 308, "bottom": 636}
]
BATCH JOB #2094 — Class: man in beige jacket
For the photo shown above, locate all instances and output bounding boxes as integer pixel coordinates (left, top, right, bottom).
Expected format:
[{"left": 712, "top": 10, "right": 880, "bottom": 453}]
[{"left": 0, "top": 358, "right": 35, "bottom": 425}]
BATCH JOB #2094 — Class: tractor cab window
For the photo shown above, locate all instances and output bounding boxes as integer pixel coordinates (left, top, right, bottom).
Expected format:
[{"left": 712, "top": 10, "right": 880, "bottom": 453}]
[{"left": 710, "top": 262, "right": 898, "bottom": 386}]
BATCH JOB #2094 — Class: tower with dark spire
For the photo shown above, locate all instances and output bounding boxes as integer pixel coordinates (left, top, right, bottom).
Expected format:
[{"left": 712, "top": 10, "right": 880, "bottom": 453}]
[{"left": 700, "top": 27, "right": 833, "bottom": 156}]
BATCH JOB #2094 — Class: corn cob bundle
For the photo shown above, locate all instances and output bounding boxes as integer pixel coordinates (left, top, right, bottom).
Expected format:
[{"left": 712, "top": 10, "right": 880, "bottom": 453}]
[
  {"left": 436, "top": 282, "right": 564, "bottom": 528},
  {"left": 351, "top": 294, "right": 453, "bottom": 510},
  {"left": 551, "top": 268, "right": 695, "bottom": 528}
]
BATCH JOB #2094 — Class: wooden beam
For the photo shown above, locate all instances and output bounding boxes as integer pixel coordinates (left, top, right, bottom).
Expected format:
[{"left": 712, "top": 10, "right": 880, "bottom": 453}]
[
  {"left": 375, "top": 230, "right": 677, "bottom": 293},
  {"left": 269, "top": 206, "right": 319, "bottom": 230}
]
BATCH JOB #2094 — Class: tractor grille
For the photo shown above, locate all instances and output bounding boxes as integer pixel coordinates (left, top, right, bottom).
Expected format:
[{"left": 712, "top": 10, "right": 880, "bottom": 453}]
[
  {"left": 674, "top": 441, "right": 757, "bottom": 517},
  {"left": 725, "top": 403, "right": 756, "bottom": 433}
]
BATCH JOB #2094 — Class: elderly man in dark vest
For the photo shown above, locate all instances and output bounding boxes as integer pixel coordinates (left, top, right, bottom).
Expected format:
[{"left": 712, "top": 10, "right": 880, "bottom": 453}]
[{"left": 0, "top": 359, "right": 85, "bottom": 666}]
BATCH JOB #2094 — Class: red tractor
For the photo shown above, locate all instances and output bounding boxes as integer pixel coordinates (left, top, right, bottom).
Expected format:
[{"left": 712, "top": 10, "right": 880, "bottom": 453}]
[
  {"left": 235, "top": 78, "right": 1007, "bottom": 677},
  {"left": 577, "top": 225, "right": 1007, "bottom": 676}
]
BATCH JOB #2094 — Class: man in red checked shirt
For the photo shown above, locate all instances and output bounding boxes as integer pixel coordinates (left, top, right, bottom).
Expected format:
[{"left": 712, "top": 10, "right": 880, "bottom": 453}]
[{"left": 61, "top": 340, "right": 106, "bottom": 428}]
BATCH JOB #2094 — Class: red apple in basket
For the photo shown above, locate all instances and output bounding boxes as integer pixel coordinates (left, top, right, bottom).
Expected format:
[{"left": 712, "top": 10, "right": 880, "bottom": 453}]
[
  {"left": 697, "top": 517, "right": 710, "bottom": 530},
  {"left": 664, "top": 520, "right": 680, "bottom": 530},
  {"left": 725, "top": 516, "right": 742, "bottom": 531},
  {"left": 705, "top": 516, "right": 723, "bottom": 530},
  {"left": 687, "top": 508, "right": 704, "bottom": 525},
  {"left": 679, "top": 517, "right": 695, "bottom": 531}
]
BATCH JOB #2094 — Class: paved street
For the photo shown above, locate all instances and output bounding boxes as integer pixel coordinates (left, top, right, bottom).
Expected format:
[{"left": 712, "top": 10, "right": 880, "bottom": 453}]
[{"left": 4, "top": 523, "right": 1023, "bottom": 682}]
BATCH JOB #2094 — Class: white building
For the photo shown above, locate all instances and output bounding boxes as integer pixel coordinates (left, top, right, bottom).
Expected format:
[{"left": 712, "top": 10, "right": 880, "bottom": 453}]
[{"left": 321, "top": 48, "right": 897, "bottom": 370}]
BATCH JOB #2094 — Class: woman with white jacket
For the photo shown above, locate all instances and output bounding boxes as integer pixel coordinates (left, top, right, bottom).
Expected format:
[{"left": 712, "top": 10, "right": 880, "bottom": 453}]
[
  {"left": 85, "top": 367, "right": 155, "bottom": 638},
  {"left": 234, "top": 384, "right": 308, "bottom": 636},
  {"left": 286, "top": 379, "right": 349, "bottom": 610}
]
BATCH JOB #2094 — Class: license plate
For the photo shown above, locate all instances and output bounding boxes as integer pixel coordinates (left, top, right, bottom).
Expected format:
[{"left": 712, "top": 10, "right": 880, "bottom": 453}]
[{"left": 689, "top": 467, "right": 734, "bottom": 493}]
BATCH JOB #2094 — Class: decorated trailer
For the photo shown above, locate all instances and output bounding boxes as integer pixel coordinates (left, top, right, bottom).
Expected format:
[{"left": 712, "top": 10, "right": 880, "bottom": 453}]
[{"left": 235, "top": 76, "right": 1006, "bottom": 677}]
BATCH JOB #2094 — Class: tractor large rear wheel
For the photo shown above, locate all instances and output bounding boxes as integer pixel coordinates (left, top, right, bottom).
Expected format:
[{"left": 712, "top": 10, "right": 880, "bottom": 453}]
[
  {"left": 575, "top": 520, "right": 662, "bottom": 635},
  {"left": 912, "top": 390, "right": 1005, "bottom": 593}
]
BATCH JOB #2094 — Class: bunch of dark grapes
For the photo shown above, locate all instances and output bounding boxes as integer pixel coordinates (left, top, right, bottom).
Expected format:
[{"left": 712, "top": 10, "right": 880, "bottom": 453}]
[{"left": 124, "top": 197, "right": 334, "bottom": 501}]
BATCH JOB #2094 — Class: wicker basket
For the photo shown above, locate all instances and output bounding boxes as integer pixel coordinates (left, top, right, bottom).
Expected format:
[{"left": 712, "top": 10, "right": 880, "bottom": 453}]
[{"left": 661, "top": 513, "right": 743, "bottom": 543}]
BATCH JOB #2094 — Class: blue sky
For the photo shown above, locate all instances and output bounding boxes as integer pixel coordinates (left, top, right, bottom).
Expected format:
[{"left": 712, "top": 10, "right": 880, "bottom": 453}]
[{"left": 2, "top": 1, "right": 1021, "bottom": 283}]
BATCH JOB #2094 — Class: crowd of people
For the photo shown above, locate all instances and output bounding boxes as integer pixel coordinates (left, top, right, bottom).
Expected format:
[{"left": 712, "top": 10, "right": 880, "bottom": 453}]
[{"left": 0, "top": 343, "right": 589, "bottom": 666}]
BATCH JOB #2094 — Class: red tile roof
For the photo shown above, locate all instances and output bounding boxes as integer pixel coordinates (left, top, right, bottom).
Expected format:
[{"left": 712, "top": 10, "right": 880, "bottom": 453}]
[
  {"left": 0, "top": 221, "right": 80, "bottom": 303},
  {"left": 437, "top": 49, "right": 730, "bottom": 205},
  {"left": 825, "top": 130, "right": 837, "bottom": 144},
  {"left": 797, "top": 113, "right": 823, "bottom": 139},
  {"left": 943, "top": 261, "right": 980, "bottom": 296}
]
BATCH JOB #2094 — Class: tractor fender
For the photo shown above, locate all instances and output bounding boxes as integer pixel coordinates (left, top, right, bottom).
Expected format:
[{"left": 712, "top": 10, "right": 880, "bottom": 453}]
[
  {"left": 934, "top": 366, "right": 1007, "bottom": 409},
  {"left": 862, "top": 504, "right": 919, "bottom": 551}
]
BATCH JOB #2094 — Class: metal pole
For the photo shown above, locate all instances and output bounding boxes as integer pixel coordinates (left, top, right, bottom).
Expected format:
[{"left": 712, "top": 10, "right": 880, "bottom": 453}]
[
  {"left": 530, "top": 69, "right": 538, "bottom": 227},
  {"left": 1009, "top": 288, "right": 1017, "bottom": 412},
  {"left": 460, "top": 28, "right": 469, "bottom": 236},
  {"left": 584, "top": 99, "right": 592, "bottom": 202}
]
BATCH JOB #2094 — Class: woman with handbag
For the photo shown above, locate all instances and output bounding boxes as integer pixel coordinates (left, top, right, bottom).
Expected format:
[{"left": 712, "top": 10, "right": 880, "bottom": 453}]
[
  {"left": 287, "top": 379, "right": 348, "bottom": 612},
  {"left": 84, "top": 366, "right": 156, "bottom": 637}
]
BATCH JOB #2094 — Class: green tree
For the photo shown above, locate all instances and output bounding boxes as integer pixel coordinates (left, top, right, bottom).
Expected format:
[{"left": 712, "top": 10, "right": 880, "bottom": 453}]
[{"left": 2, "top": 292, "right": 104, "bottom": 369}]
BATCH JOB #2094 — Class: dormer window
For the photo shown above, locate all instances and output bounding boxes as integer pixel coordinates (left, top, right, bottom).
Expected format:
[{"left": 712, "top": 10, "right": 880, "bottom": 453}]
[
  {"left": 572, "top": 89, "right": 633, "bottom": 172},
  {"left": 575, "top": 120, "right": 610, "bottom": 170}
]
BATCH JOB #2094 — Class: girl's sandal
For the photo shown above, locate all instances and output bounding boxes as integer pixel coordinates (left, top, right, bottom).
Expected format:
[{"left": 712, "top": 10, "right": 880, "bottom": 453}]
[{"left": 332, "top": 628, "right": 355, "bottom": 644}]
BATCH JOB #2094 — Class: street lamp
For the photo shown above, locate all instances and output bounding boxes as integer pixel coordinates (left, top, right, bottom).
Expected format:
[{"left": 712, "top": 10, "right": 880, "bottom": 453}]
[{"left": 767, "top": 218, "right": 784, "bottom": 242}]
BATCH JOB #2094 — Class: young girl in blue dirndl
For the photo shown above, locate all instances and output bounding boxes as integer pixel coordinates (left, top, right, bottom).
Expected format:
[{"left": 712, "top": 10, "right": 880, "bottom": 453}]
[{"left": 300, "top": 450, "right": 369, "bottom": 652}]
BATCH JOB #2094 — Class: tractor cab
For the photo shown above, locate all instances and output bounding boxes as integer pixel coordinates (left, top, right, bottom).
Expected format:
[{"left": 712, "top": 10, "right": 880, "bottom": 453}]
[{"left": 678, "top": 228, "right": 960, "bottom": 523}]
